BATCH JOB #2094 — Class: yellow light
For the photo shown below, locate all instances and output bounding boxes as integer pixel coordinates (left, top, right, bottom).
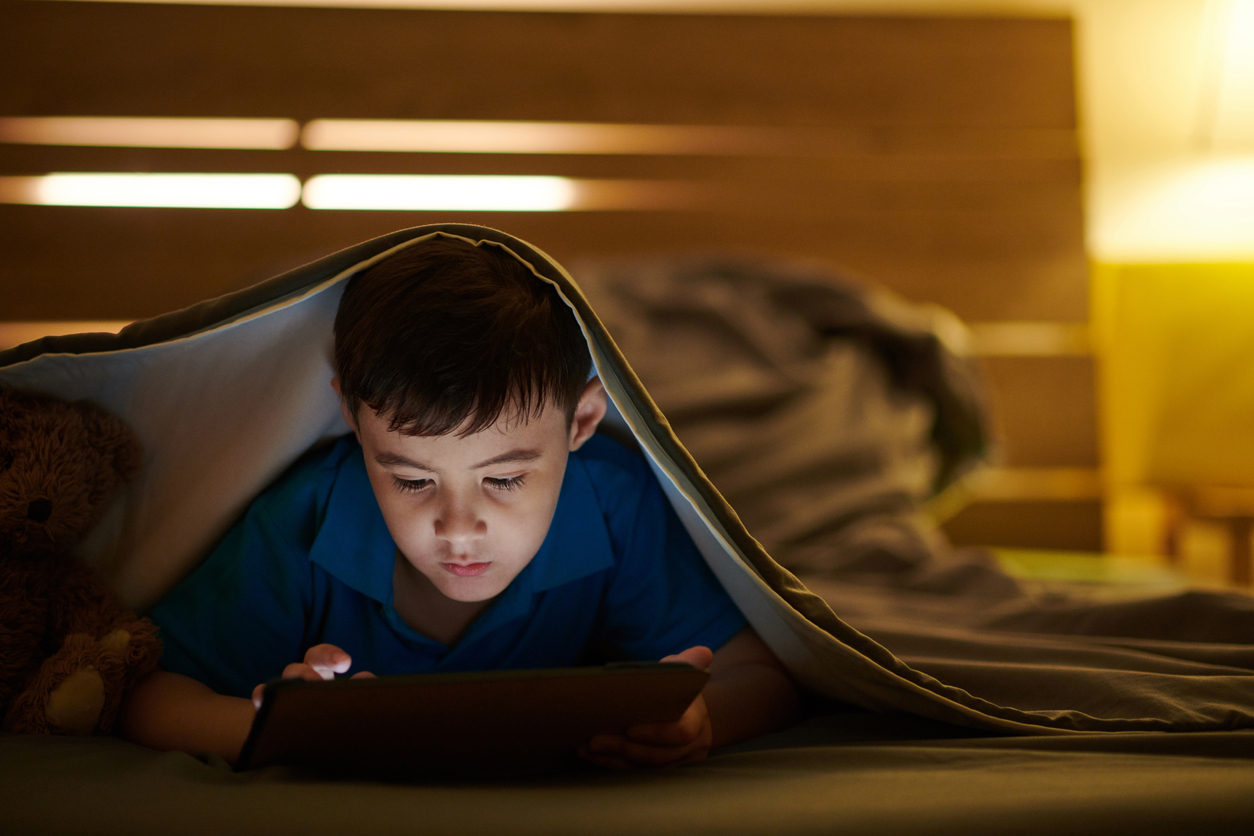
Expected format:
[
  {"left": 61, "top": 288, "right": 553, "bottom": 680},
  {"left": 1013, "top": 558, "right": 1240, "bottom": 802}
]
[
  {"left": 1199, "top": 0, "right": 1254, "bottom": 148},
  {"left": 0, "top": 173, "right": 303, "bottom": 209},
  {"left": 302, "top": 175, "right": 577, "bottom": 211},
  {"left": 302, "top": 119, "right": 772, "bottom": 155},
  {"left": 0, "top": 117, "right": 299, "bottom": 150},
  {"left": 1214, "top": 0, "right": 1254, "bottom": 145},
  {"left": 1094, "top": 156, "right": 1254, "bottom": 259}
]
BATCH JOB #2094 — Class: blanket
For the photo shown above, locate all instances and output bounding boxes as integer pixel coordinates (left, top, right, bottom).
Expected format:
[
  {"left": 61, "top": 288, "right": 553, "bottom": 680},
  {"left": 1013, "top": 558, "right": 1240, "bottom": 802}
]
[
  {"left": 2, "top": 224, "right": 1253, "bottom": 736},
  {"left": 572, "top": 253, "right": 1254, "bottom": 732}
]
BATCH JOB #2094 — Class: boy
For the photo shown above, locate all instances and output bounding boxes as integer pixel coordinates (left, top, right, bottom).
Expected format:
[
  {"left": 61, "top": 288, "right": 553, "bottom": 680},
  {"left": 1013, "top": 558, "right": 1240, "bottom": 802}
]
[{"left": 121, "top": 237, "right": 797, "bottom": 769}]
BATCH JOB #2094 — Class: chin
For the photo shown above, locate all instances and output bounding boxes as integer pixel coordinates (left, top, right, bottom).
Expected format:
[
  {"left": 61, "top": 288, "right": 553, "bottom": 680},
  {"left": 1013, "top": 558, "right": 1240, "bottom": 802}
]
[
  {"left": 438, "top": 577, "right": 505, "bottom": 603},
  {"left": 447, "top": 590, "right": 496, "bottom": 603}
]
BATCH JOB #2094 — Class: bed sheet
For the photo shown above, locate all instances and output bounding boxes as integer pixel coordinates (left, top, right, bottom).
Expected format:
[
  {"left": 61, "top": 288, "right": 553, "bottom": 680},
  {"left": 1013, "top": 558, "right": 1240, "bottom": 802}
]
[{"left": 3, "top": 713, "right": 1252, "bottom": 836}]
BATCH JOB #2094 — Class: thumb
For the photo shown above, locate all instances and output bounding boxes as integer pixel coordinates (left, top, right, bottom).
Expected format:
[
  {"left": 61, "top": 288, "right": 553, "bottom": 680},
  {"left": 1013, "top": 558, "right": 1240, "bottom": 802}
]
[{"left": 662, "top": 645, "right": 714, "bottom": 670}]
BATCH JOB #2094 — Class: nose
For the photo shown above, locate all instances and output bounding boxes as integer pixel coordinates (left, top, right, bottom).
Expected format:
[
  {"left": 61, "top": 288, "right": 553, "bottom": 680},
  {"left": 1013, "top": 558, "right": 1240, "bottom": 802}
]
[
  {"left": 27, "top": 499, "right": 52, "bottom": 523},
  {"left": 432, "top": 493, "right": 486, "bottom": 546}
]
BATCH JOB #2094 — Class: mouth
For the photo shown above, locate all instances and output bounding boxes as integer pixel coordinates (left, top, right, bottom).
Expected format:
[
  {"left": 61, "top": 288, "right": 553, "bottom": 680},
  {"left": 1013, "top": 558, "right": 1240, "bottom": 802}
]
[{"left": 442, "top": 561, "right": 491, "bottom": 577}]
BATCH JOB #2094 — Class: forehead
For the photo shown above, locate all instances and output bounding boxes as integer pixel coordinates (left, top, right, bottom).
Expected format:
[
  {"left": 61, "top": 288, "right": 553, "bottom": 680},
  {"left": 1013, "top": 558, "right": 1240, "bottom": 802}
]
[
  {"left": 368, "top": 392, "right": 572, "bottom": 438},
  {"left": 359, "top": 401, "right": 568, "bottom": 465}
]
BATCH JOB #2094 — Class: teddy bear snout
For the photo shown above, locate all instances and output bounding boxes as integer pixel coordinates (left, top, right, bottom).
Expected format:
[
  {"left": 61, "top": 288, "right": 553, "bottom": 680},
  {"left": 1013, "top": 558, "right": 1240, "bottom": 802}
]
[{"left": 27, "top": 499, "right": 53, "bottom": 523}]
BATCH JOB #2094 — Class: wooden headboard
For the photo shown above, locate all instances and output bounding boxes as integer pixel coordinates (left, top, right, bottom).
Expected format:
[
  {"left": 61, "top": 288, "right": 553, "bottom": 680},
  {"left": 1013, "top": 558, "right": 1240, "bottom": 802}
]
[{"left": 0, "top": 2, "right": 1097, "bottom": 549}]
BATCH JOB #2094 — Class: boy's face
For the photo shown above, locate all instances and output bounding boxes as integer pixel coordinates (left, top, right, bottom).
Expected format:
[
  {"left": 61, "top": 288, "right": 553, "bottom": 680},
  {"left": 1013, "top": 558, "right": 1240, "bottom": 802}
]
[{"left": 339, "top": 379, "right": 606, "bottom": 604}]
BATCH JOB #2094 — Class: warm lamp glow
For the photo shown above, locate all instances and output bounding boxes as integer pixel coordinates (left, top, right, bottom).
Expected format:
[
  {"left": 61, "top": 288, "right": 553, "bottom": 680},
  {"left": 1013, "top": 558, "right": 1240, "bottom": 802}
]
[
  {"left": 967, "top": 322, "right": 1091, "bottom": 356},
  {"left": 1092, "top": 156, "right": 1254, "bottom": 260},
  {"left": 0, "top": 117, "right": 299, "bottom": 150},
  {"left": 0, "top": 174, "right": 303, "bottom": 208},
  {"left": 302, "top": 119, "right": 773, "bottom": 155},
  {"left": 1199, "top": 0, "right": 1254, "bottom": 148},
  {"left": 0, "top": 172, "right": 694, "bottom": 212},
  {"left": 302, "top": 174, "right": 576, "bottom": 210}
]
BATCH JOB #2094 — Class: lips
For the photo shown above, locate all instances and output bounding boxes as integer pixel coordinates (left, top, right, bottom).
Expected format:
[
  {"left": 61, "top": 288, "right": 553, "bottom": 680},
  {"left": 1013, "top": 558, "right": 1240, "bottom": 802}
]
[{"left": 443, "top": 561, "right": 490, "bottom": 577}]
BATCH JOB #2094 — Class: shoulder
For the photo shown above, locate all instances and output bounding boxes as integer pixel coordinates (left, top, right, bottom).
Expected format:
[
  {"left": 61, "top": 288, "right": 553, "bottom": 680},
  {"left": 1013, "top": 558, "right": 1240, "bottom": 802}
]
[{"left": 567, "top": 433, "right": 681, "bottom": 554}]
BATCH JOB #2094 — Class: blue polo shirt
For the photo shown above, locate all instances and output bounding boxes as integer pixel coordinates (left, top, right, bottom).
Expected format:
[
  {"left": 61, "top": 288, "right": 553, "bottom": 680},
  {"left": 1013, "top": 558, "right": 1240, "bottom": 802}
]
[{"left": 151, "top": 433, "right": 746, "bottom": 698}]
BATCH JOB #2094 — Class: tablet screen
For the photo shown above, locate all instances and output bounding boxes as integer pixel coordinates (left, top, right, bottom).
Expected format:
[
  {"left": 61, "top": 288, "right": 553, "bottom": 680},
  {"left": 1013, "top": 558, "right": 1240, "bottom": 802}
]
[{"left": 237, "top": 662, "right": 710, "bottom": 777}]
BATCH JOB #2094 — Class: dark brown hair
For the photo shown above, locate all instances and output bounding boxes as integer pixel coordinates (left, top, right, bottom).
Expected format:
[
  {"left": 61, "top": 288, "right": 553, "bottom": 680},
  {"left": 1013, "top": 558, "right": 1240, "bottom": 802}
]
[{"left": 334, "top": 237, "right": 591, "bottom": 436}]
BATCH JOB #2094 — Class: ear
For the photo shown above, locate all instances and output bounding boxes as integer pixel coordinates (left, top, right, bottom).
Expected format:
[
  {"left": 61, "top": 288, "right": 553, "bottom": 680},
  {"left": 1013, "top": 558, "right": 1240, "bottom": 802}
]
[
  {"left": 332, "top": 377, "right": 359, "bottom": 435},
  {"left": 567, "top": 377, "right": 607, "bottom": 452},
  {"left": 77, "top": 400, "right": 142, "bottom": 484}
]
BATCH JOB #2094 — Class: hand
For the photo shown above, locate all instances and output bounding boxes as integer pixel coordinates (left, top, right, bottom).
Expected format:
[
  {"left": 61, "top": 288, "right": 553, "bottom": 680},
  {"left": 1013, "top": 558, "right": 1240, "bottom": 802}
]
[
  {"left": 250, "top": 644, "right": 375, "bottom": 709},
  {"left": 578, "top": 645, "right": 715, "bottom": 769}
]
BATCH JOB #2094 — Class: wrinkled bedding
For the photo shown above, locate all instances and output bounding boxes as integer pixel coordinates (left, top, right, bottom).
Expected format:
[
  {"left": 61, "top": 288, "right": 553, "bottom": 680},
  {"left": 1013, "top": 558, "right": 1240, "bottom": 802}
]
[{"left": 574, "top": 253, "right": 1254, "bottom": 732}]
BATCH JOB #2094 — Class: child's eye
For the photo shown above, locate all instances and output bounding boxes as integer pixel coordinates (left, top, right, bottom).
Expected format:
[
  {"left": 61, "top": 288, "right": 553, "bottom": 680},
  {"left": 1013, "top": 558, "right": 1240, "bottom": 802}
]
[
  {"left": 392, "top": 476, "right": 432, "bottom": 494},
  {"left": 485, "top": 475, "right": 526, "bottom": 492}
]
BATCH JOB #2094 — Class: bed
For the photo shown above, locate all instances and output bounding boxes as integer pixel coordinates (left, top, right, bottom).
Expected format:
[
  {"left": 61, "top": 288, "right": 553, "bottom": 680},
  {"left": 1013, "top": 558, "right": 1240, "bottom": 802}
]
[
  {"left": 1, "top": 223, "right": 1252, "bottom": 835},
  {"left": 3, "top": 6, "right": 1253, "bottom": 833}
]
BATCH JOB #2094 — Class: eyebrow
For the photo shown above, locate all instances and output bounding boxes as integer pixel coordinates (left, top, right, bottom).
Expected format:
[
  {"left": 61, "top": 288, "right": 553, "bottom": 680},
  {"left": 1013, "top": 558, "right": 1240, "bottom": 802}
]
[{"left": 374, "top": 449, "right": 543, "bottom": 471}]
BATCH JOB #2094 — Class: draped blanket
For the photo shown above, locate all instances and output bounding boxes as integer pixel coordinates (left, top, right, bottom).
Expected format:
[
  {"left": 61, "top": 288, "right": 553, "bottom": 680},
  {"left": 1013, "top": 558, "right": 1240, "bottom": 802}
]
[{"left": 3, "top": 223, "right": 1252, "bottom": 734}]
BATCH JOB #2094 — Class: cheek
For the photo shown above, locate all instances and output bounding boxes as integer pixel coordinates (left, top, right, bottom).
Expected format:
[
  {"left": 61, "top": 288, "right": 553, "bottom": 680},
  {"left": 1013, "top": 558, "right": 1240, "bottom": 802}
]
[
  {"left": 508, "top": 506, "right": 553, "bottom": 548},
  {"left": 510, "top": 481, "right": 565, "bottom": 546},
  {"left": 368, "top": 477, "right": 432, "bottom": 548},
  {"left": 485, "top": 480, "right": 561, "bottom": 551},
  {"left": 377, "top": 498, "right": 427, "bottom": 548}
]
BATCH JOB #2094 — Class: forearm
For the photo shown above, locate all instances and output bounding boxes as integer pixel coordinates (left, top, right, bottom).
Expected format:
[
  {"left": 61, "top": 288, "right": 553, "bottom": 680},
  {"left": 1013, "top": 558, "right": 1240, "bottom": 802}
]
[
  {"left": 119, "top": 669, "right": 255, "bottom": 765},
  {"left": 704, "top": 659, "right": 798, "bottom": 749}
]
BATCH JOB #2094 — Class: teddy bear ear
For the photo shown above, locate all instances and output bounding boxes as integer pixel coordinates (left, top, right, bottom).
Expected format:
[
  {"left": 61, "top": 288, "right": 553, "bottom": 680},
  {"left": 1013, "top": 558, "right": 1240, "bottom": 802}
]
[
  {"left": 76, "top": 402, "right": 143, "bottom": 484},
  {"left": 0, "top": 385, "right": 40, "bottom": 419},
  {"left": 1, "top": 387, "right": 45, "bottom": 453}
]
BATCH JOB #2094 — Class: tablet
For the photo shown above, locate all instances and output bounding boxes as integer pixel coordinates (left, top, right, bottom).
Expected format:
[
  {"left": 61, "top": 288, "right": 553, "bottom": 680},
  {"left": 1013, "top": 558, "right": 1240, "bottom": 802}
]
[{"left": 236, "top": 662, "right": 710, "bottom": 777}]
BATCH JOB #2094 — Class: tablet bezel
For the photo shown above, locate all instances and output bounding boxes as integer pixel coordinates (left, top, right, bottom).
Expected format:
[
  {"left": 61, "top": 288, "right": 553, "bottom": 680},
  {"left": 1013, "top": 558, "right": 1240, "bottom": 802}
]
[{"left": 236, "top": 661, "right": 710, "bottom": 777}]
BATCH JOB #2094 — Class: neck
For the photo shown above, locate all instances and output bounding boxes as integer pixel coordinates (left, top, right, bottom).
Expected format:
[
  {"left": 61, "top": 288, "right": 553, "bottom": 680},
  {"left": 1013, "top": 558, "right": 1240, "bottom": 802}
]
[{"left": 391, "top": 552, "right": 494, "bottom": 647}]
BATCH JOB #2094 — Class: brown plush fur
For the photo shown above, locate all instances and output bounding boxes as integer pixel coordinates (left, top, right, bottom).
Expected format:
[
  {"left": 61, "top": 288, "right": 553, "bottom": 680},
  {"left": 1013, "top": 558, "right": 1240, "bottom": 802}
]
[{"left": 0, "top": 386, "right": 161, "bottom": 735}]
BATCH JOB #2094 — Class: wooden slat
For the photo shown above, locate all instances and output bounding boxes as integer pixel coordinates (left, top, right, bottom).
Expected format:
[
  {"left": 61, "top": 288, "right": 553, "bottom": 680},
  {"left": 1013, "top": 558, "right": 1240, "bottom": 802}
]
[
  {"left": 0, "top": 143, "right": 1081, "bottom": 179},
  {"left": 0, "top": 320, "right": 128, "bottom": 350},
  {"left": 2, "top": 5, "right": 1076, "bottom": 128},
  {"left": 977, "top": 356, "right": 1099, "bottom": 468},
  {"left": 942, "top": 498, "right": 1103, "bottom": 551},
  {"left": 0, "top": 205, "right": 1085, "bottom": 321},
  {"left": 1, "top": 7, "right": 1085, "bottom": 323}
]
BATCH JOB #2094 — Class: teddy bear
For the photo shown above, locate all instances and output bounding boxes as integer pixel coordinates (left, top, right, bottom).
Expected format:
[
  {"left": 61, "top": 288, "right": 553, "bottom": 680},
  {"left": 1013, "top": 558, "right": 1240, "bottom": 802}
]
[{"left": 0, "top": 385, "right": 161, "bottom": 735}]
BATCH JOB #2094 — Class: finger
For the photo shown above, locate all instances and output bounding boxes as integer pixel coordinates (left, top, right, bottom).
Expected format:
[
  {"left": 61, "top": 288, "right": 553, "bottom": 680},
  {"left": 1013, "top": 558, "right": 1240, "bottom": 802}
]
[
  {"left": 576, "top": 745, "right": 633, "bottom": 770},
  {"left": 584, "top": 733, "right": 625, "bottom": 757},
  {"left": 625, "top": 719, "right": 700, "bottom": 747},
  {"left": 281, "top": 662, "right": 329, "bottom": 682},
  {"left": 350, "top": 671, "right": 377, "bottom": 680},
  {"left": 615, "top": 736, "right": 709, "bottom": 768},
  {"left": 251, "top": 683, "right": 266, "bottom": 710},
  {"left": 626, "top": 696, "right": 707, "bottom": 745},
  {"left": 660, "top": 645, "right": 714, "bottom": 670},
  {"left": 302, "top": 644, "right": 352, "bottom": 678}
]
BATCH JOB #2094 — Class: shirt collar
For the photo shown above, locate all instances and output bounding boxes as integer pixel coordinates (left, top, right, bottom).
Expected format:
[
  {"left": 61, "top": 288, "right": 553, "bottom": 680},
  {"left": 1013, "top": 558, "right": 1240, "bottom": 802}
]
[
  {"left": 308, "top": 440, "right": 398, "bottom": 604},
  {"left": 308, "top": 438, "right": 615, "bottom": 619},
  {"left": 489, "top": 447, "right": 614, "bottom": 615}
]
